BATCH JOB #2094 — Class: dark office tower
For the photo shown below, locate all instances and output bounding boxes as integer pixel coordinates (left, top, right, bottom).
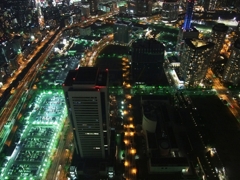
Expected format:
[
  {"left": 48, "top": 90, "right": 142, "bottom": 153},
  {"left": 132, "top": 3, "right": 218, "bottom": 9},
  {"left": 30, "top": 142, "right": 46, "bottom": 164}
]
[
  {"left": 63, "top": 67, "right": 110, "bottom": 159},
  {"left": 179, "top": 39, "right": 214, "bottom": 88},
  {"left": 210, "top": 23, "right": 228, "bottom": 61},
  {"left": 131, "top": 39, "right": 165, "bottom": 85},
  {"left": 113, "top": 21, "right": 132, "bottom": 44},
  {"left": 162, "top": 0, "right": 179, "bottom": 23},
  {"left": 223, "top": 39, "right": 240, "bottom": 86},
  {"left": 136, "top": 0, "right": 152, "bottom": 16}
]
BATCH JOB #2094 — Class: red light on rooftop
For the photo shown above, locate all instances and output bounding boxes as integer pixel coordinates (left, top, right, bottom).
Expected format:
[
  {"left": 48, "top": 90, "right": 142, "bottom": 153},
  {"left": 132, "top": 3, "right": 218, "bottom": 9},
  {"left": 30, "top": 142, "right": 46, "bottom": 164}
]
[
  {"left": 73, "top": 78, "right": 75, "bottom": 81},
  {"left": 62, "top": 84, "right": 65, "bottom": 86},
  {"left": 106, "top": 68, "right": 108, "bottom": 71}
]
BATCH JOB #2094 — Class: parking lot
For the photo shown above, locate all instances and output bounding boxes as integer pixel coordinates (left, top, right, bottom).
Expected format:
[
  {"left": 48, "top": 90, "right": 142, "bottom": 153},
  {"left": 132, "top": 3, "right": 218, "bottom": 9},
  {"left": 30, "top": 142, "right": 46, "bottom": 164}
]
[{"left": 1, "top": 91, "right": 66, "bottom": 180}]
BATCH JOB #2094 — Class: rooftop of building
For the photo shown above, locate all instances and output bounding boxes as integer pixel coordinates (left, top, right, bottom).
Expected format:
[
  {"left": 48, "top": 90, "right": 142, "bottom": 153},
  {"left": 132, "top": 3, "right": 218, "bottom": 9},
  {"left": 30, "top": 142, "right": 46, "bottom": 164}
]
[
  {"left": 185, "top": 38, "right": 215, "bottom": 50},
  {"left": 13, "top": 35, "right": 22, "bottom": 40},
  {"left": 212, "top": 23, "right": 229, "bottom": 32},
  {"left": 150, "top": 156, "right": 189, "bottom": 167},
  {"left": 115, "top": 20, "right": 132, "bottom": 26},
  {"left": 132, "top": 38, "right": 165, "bottom": 49},
  {"left": 133, "top": 23, "right": 148, "bottom": 30},
  {"left": 142, "top": 101, "right": 158, "bottom": 122},
  {"left": 63, "top": 67, "right": 108, "bottom": 86},
  {"left": 80, "top": 35, "right": 102, "bottom": 42}
]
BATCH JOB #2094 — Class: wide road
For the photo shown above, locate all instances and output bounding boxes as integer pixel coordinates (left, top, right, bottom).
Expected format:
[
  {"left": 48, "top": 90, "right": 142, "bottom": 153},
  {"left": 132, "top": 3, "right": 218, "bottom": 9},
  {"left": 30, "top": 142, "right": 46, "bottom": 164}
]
[
  {"left": 206, "top": 69, "right": 240, "bottom": 125},
  {"left": 0, "top": 30, "right": 55, "bottom": 96}
]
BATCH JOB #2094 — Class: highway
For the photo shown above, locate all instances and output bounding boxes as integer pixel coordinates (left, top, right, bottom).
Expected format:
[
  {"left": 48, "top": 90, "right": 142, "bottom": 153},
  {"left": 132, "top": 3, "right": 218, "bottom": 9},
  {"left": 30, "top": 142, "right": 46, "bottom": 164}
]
[
  {"left": 206, "top": 69, "right": 240, "bottom": 125},
  {"left": 0, "top": 31, "right": 55, "bottom": 95},
  {"left": 0, "top": 32, "right": 61, "bottom": 132}
]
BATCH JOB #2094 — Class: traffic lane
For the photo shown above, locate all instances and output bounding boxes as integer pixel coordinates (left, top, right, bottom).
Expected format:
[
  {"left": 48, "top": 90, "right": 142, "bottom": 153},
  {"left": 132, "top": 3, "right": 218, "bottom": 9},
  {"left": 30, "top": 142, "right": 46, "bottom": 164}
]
[{"left": 179, "top": 108, "right": 218, "bottom": 179}]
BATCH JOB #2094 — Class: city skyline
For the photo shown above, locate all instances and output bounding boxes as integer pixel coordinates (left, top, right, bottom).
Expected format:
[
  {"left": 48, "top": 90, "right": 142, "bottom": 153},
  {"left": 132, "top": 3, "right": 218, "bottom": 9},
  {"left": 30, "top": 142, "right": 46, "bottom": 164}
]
[{"left": 0, "top": 1, "right": 240, "bottom": 180}]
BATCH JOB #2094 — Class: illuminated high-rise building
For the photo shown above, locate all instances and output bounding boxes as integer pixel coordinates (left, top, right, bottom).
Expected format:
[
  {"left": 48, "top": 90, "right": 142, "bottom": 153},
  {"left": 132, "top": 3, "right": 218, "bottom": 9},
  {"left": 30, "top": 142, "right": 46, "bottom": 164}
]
[
  {"left": 176, "top": 0, "right": 199, "bottom": 52},
  {"left": 223, "top": 39, "right": 240, "bottom": 86},
  {"left": 210, "top": 23, "right": 228, "bottom": 61},
  {"left": 179, "top": 38, "right": 214, "bottom": 88},
  {"left": 183, "top": 0, "right": 194, "bottom": 31},
  {"left": 63, "top": 67, "right": 110, "bottom": 159}
]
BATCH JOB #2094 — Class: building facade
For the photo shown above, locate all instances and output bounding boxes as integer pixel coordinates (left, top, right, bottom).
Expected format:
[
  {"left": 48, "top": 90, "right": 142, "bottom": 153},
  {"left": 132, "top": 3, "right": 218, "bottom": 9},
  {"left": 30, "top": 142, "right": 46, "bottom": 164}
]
[
  {"left": 131, "top": 38, "right": 165, "bottom": 85},
  {"left": 179, "top": 39, "right": 214, "bottom": 88},
  {"left": 223, "top": 38, "right": 240, "bottom": 86},
  {"left": 161, "top": 0, "right": 179, "bottom": 23},
  {"left": 88, "top": 0, "right": 98, "bottom": 15},
  {"left": 204, "top": 0, "right": 218, "bottom": 11},
  {"left": 210, "top": 23, "right": 228, "bottom": 61},
  {"left": 113, "top": 21, "right": 132, "bottom": 44},
  {"left": 135, "top": 0, "right": 152, "bottom": 17},
  {"left": 183, "top": 0, "right": 194, "bottom": 31},
  {"left": 63, "top": 67, "right": 110, "bottom": 159},
  {"left": 81, "top": 3, "right": 90, "bottom": 18},
  {"left": 176, "top": 0, "right": 199, "bottom": 52}
]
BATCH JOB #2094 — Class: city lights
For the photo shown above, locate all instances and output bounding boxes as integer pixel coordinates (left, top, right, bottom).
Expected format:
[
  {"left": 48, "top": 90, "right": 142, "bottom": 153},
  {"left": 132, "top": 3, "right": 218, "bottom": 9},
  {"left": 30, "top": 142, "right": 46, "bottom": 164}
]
[{"left": 0, "top": 2, "right": 239, "bottom": 180}]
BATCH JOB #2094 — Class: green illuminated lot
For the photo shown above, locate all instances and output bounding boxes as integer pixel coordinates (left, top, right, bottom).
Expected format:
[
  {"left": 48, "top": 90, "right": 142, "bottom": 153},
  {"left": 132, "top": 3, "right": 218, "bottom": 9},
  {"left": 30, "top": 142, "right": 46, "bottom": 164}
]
[{"left": 0, "top": 90, "right": 67, "bottom": 180}]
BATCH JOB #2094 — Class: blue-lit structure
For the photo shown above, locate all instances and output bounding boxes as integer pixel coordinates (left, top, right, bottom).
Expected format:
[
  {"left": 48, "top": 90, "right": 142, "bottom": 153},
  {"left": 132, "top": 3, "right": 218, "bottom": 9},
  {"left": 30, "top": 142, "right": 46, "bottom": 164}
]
[{"left": 183, "top": 0, "right": 195, "bottom": 30}]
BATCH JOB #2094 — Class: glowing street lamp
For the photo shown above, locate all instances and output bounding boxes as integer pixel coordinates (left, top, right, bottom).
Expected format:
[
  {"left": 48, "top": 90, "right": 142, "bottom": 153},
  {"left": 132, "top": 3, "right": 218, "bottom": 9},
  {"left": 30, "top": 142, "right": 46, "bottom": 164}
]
[
  {"left": 131, "top": 168, "right": 137, "bottom": 174},
  {"left": 124, "top": 161, "right": 129, "bottom": 166},
  {"left": 130, "top": 149, "right": 136, "bottom": 154}
]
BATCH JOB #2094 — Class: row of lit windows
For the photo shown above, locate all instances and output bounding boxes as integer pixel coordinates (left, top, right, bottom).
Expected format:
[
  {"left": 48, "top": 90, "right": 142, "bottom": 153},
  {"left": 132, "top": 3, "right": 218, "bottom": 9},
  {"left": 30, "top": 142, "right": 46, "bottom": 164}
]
[{"left": 85, "top": 133, "right": 99, "bottom": 135}]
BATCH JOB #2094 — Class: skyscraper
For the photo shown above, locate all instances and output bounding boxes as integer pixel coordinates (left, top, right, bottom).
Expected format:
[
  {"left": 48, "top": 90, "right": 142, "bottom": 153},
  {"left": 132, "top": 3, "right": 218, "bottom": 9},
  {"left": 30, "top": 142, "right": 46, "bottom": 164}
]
[
  {"left": 131, "top": 38, "right": 165, "bottom": 85},
  {"left": 183, "top": 0, "right": 194, "bottom": 31},
  {"left": 176, "top": 0, "right": 199, "bottom": 52},
  {"left": 223, "top": 38, "right": 240, "bottom": 86},
  {"left": 63, "top": 67, "right": 110, "bottom": 159},
  {"left": 135, "top": 0, "right": 152, "bottom": 16},
  {"left": 162, "top": 0, "right": 179, "bottom": 23},
  {"left": 210, "top": 23, "right": 228, "bottom": 61},
  {"left": 7, "top": 0, "right": 34, "bottom": 27},
  {"left": 113, "top": 21, "right": 132, "bottom": 44},
  {"left": 204, "top": 0, "right": 218, "bottom": 11},
  {"left": 179, "top": 38, "right": 214, "bottom": 88}
]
